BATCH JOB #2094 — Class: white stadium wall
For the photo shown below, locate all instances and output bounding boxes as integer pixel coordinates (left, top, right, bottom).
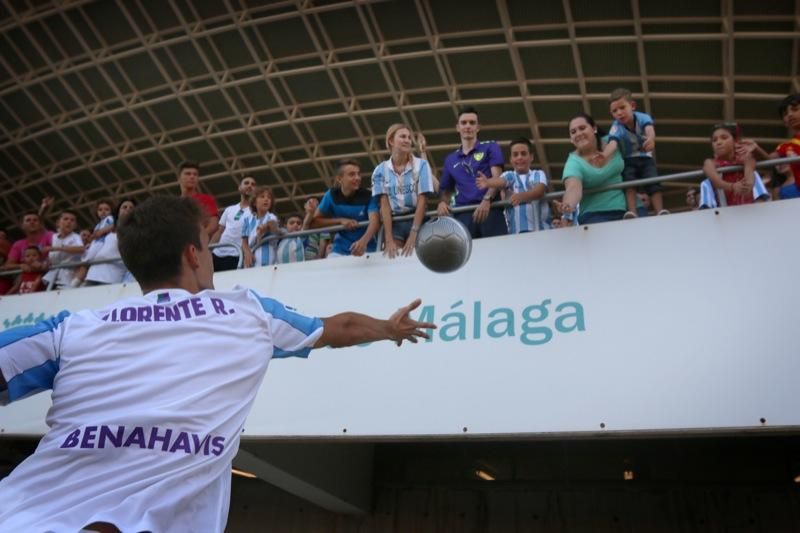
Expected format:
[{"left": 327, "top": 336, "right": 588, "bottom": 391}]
[{"left": 1, "top": 201, "right": 798, "bottom": 439}]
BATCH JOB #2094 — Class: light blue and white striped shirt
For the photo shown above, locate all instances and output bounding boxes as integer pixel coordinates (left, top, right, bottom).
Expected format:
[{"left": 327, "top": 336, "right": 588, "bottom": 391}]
[
  {"left": 276, "top": 236, "right": 305, "bottom": 264},
  {"left": 241, "top": 212, "right": 278, "bottom": 267},
  {"left": 371, "top": 156, "right": 435, "bottom": 214},
  {"left": 501, "top": 169, "right": 550, "bottom": 233}
]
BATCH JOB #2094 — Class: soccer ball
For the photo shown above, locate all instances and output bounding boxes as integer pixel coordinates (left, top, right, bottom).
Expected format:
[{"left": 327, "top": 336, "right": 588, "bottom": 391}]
[{"left": 415, "top": 217, "right": 472, "bottom": 273}]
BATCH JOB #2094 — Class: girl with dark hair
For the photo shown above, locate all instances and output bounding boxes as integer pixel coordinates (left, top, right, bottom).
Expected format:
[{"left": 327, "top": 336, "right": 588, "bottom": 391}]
[{"left": 560, "top": 113, "right": 627, "bottom": 225}]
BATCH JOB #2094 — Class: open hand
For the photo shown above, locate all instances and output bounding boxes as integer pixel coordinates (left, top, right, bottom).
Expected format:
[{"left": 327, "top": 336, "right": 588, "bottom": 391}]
[{"left": 388, "top": 298, "right": 437, "bottom": 346}]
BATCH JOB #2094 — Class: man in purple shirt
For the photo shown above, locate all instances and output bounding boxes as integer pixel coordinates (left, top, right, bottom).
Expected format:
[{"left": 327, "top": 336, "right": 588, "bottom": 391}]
[
  {"left": 3, "top": 212, "right": 53, "bottom": 272},
  {"left": 436, "top": 106, "right": 508, "bottom": 238}
]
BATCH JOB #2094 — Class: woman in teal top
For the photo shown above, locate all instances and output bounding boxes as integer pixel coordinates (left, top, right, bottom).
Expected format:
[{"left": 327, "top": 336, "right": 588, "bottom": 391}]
[{"left": 560, "top": 113, "right": 627, "bottom": 224}]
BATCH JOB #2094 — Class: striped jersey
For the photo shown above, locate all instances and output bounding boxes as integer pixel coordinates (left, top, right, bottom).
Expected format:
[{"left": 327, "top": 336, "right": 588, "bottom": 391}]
[
  {"left": 500, "top": 169, "right": 550, "bottom": 233},
  {"left": 276, "top": 236, "right": 306, "bottom": 264},
  {"left": 241, "top": 211, "right": 278, "bottom": 267},
  {"left": 0, "top": 287, "right": 323, "bottom": 532},
  {"left": 371, "top": 156, "right": 435, "bottom": 214}
]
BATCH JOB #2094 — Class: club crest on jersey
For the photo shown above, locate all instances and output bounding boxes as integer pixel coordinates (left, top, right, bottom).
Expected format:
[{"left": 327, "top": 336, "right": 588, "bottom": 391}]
[{"left": 473, "top": 152, "right": 485, "bottom": 162}]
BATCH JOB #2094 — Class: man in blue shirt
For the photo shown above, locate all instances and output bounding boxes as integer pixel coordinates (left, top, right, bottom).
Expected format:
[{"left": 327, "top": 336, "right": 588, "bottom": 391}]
[
  {"left": 437, "top": 106, "right": 508, "bottom": 238},
  {"left": 311, "top": 159, "right": 380, "bottom": 257}
]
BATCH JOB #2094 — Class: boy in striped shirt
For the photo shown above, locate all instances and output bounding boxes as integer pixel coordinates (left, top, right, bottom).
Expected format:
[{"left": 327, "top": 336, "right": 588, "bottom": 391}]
[
  {"left": 276, "top": 215, "right": 306, "bottom": 264},
  {"left": 475, "top": 137, "right": 550, "bottom": 233}
]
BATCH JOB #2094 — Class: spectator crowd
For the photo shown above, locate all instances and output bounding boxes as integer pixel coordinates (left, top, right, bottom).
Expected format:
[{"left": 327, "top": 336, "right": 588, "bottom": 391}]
[{"left": 1, "top": 91, "right": 798, "bottom": 296}]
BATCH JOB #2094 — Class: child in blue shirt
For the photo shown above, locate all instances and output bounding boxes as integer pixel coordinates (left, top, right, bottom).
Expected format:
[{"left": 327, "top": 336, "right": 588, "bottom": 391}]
[{"left": 603, "top": 88, "right": 668, "bottom": 218}]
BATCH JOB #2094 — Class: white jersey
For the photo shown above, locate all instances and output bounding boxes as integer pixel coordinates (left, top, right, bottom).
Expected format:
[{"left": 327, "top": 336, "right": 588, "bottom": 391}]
[
  {"left": 42, "top": 231, "right": 83, "bottom": 288},
  {"left": 0, "top": 287, "right": 323, "bottom": 532},
  {"left": 500, "top": 169, "right": 550, "bottom": 233},
  {"left": 84, "top": 232, "right": 126, "bottom": 284},
  {"left": 214, "top": 203, "right": 251, "bottom": 258}
]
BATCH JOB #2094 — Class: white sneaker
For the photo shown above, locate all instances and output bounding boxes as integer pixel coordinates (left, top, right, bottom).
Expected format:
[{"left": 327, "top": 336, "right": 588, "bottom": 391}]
[
  {"left": 623, "top": 211, "right": 637, "bottom": 219},
  {"left": 657, "top": 209, "right": 671, "bottom": 215}
]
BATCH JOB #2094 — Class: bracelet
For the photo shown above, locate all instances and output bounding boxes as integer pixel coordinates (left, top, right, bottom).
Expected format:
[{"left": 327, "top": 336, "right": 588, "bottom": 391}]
[
  {"left": 411, "top": 225, "right": 419, "bottom": 232},
  {"left": 482, "top": 194, "right": 492, "bottom": 201}
]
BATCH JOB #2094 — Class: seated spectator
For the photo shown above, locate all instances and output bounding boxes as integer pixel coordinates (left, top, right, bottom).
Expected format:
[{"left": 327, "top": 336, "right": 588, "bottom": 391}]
[
  {"left": 301, "top": 198, "right": 330, "bottom": 260},
  {"left": 179, "top": 161, "right": 219, "bottom": 236},
  {"left": 71, "top": 199, "right": 115, "bottom": 287},
  {"left": 686, "top": 188, "right": 699, "bottom": 210},
  {"left": 475, "top": 136, "right": 550, "bottom": 232},
  {"left": 241, "top": 187, "right": 279, "bottom": 268},
  {"left": 372, "top": 123, "right": 436, "bottom": 257},
  {"left": 8, "top": 246, "right": 45, "bottom": 295},
  {"left": 0, "top": 231, "right": 11, "bottom": 295},
  {"left": 636, "top": 192, "right": 651, "bottom": 217},
  {"left": 560, "top": 113, "right": 627, "bottom": 225},
  {"left": 310, "top": 159, "right": 379, "bottom": 258},
  {"left": 276, "top": 215, "right": 306, "bottom": 264},
  {"left": 42, "top": 210, "right": 85, "bottom": 290},
  {"left": 3, "top": 212, "right": 53, "bottom": 271},
  {"left": 701, "top": 123, "right": 767, "bottom": 207},
  {"left": 769, "top": 163, "right": 797, "bottom": 200},
  {"left": 212, "top": 175, "right": 255, "bottom": 271},
  {"left": 79, "top": 228, "right": 92, "bottom": 246},
  {"left": 436, "top": 106, "right": 508, "bottom": 239}
]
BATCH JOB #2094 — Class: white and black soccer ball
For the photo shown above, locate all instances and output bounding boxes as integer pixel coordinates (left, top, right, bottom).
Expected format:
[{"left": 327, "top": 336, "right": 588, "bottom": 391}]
[{"left": 415, "top": 217, "right": 472, "bottom": 273}]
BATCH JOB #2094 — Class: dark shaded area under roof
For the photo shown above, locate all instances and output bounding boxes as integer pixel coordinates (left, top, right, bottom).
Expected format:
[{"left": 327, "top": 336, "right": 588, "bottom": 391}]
[{"left": 0, "top": 0, "right": 797, "bottom": 230}]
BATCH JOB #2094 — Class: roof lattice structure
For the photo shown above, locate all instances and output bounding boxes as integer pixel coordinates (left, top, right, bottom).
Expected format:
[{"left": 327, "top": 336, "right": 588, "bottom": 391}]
[{"left": 1, "top": 0, "right": 798, "bottom": 229}]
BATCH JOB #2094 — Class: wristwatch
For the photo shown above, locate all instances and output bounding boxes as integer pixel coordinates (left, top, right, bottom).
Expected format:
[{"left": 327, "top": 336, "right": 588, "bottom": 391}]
[
  {"left": 411, "top": 225, "right": 420, "bottom": 232},
  {"left": 482, "top": 194, "right": 493, "bottom": 201}
]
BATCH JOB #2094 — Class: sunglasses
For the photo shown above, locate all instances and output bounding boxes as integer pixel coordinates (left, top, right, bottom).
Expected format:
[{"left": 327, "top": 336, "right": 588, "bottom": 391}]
[{"left": 712, "top": 122, "right": 741, "bottom": 140}]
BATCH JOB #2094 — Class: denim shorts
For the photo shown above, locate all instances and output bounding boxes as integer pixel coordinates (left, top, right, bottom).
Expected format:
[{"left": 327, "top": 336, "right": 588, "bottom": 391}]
[
  {"left": 391, "top": 218, "right": 416, "bottom": 243},
  {"left": 623, "top": 157, "right": 662, "bottom": 194}
]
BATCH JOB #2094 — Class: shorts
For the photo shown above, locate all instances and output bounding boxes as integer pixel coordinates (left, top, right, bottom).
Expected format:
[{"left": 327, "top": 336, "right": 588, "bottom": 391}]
[
  {"left": 390, "top": 217, "right": 424, "bottom": 243},
  {"left": 623, "top": 157, "right": 662, "bottom": 195}
]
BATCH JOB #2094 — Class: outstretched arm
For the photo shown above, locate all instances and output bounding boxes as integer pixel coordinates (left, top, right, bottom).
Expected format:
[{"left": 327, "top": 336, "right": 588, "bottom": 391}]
[{"left": 314, "top": 298, "right": 436, "bottom": 348}]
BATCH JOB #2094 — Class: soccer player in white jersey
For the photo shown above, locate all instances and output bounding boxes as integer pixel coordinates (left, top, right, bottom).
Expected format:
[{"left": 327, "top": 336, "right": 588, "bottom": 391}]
[
  {"left": 0, "top": 196, "right": 435, "bottom": 532},
  {"left": 475, "top": 137, "right": 550, "bottom": 232}
]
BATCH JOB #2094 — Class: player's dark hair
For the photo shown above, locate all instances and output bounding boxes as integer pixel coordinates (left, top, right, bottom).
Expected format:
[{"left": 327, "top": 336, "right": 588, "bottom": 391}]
[
  {"left": 778, "top": 93, "right": 800, "bottom": 119},
  {"left": 118, "top": 196, "right": 205, "bottom": 287},
  {"left": 179, "top": 161, "right": 199, "bottom": 173},
  {"left": 457, "top": 106, "right": 479, "bottom": 120},
  {"left": 508, "top": 137, "right": 533, "bottom": 153}
]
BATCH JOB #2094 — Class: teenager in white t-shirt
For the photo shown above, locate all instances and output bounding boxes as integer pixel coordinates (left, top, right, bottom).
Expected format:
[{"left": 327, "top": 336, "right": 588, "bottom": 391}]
[{"left": 0, "top": 196, "right": 434, "bottom": 533}]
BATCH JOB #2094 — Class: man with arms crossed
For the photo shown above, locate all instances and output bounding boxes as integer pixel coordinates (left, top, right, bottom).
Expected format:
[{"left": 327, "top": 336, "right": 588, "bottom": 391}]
[{"left": 0, "top": 196, "right": 434, "bottom": 532}]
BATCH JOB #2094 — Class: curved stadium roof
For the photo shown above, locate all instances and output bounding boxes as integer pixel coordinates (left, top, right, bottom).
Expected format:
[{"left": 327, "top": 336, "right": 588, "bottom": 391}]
[{"left": 0, "top": 0, "right": 797, "bottom": 229}]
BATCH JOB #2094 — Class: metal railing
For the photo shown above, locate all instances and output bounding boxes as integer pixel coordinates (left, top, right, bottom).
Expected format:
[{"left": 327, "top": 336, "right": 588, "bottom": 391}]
[{"left": 1, "top": 156, "right": 796, "bottom": 284}]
